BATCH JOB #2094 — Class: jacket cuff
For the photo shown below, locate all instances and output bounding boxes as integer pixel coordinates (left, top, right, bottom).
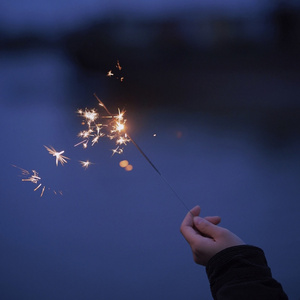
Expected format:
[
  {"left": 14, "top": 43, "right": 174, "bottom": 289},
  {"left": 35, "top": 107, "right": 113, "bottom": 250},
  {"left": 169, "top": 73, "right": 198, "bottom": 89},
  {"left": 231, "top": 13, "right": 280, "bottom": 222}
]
[{"left": 206, "top": 245, "right": 271, "bottom": 297}]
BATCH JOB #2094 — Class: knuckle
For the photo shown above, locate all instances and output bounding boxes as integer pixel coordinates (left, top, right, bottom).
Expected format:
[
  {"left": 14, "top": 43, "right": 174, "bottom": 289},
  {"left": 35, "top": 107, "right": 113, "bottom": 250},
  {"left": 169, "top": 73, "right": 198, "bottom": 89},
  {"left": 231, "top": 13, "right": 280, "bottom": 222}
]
[
  {"left": 198, "top": 219, "right": 210, "bottom": 231},
  {"left": 217, "top": 227, "right": 230, "bottom": 238}
]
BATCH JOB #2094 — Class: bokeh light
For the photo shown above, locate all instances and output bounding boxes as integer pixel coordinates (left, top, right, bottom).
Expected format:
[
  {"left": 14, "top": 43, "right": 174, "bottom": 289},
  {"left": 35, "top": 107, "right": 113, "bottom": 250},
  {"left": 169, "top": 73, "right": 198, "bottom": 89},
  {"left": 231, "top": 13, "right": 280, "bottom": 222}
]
[{"left": 119, "top": 160, "right": 129, "bottom": 168}]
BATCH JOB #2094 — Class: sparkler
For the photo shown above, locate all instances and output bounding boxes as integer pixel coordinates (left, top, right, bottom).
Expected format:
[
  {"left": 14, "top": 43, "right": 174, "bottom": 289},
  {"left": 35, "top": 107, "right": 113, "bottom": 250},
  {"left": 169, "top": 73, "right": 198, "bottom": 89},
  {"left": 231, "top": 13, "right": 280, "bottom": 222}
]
[
  {"left": 77, "top": 93, "right": 191, "bottom": 212},
  {"left": 14, "top": 60, "right": 189, "bottom": 210}
]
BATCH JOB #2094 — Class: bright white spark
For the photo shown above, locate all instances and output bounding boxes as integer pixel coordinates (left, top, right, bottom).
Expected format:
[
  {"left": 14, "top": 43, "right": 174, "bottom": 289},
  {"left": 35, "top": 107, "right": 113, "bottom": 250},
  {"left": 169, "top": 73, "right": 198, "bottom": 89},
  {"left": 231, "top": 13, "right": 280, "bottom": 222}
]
[
  {"left": 107, "top": 70, "right": 114, "bottom": 77},
  {"left": 44, "top": 145, "right": 70, "bottom": 166},
  {"left": 79, "top": 160, "right": 92, "bottom": 169},
  {"left": 76, "top": 95, "right": 131, "bottom": 154},
  {"left": 84, "top": 109, "right": 98, "bottom": 123},
  {"left": 22, "top": 170, "right": 41, "bottom": 184}
]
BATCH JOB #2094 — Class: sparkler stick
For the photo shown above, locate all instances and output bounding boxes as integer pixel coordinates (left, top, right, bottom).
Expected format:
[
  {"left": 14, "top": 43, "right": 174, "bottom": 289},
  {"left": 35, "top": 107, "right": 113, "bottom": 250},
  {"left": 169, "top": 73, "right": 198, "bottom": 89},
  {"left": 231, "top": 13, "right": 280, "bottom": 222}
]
[
  {"left": 93, "top": 93, "right": 191, "bottom": 213},
  {"left": 128, "top": 134, "right": 191, "bottom": 212}
]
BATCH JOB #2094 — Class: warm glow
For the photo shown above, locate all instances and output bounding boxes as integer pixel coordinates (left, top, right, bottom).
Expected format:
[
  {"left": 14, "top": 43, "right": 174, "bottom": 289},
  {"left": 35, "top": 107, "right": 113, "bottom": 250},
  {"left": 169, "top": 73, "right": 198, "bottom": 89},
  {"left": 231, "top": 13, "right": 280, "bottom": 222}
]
[
  {"left": 119, "top": 160, "right": 129, "bottom": 168},
  {"left": 125, "top": 165, "right": 133, "bottom": 172},
  {"left": 76, "top": 96, "right": 130, "bottom": 155},
  {"left": 116, "top": 122, "right": 125, "bottom": 132}
]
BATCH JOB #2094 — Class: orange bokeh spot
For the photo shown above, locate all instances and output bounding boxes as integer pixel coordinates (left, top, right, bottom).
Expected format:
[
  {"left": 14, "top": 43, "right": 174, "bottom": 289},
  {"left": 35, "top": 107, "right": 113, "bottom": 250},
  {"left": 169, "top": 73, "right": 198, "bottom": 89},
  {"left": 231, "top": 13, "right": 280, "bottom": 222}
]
[
  {"left": 119, "top": 160, "right": 129, "bottom": 168},
  {"left": 125, "top": 165, "right": 133, "bottom": 172}
]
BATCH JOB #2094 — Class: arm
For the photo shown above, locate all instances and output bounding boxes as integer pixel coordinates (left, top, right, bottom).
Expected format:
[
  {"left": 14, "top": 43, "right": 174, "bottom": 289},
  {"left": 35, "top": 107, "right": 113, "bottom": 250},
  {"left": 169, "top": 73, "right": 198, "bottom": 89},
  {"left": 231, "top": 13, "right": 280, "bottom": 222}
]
[{"left": 180, "top": 205, "right": 288, "bottom": 300}]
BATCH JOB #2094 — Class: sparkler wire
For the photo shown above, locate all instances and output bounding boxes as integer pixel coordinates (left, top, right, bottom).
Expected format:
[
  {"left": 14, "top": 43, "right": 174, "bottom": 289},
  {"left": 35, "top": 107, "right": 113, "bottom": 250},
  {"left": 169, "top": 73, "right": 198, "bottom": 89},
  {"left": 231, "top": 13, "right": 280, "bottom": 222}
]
[{"left": 128, "top": 135, "right": 191, "bottom": 213}]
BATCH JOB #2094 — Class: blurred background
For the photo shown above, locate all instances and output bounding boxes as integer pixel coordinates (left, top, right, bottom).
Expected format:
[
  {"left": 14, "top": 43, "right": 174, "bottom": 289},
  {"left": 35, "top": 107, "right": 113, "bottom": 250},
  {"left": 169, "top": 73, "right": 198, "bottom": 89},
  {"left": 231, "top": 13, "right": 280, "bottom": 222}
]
[{"left": 1, "top": 0, "right": 300, "bottom": 299}]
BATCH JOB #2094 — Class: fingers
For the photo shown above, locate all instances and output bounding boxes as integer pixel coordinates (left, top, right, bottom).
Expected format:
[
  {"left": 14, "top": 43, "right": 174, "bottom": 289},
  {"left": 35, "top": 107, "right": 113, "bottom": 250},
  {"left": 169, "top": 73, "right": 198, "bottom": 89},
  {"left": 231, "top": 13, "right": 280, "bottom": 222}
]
[
  {"left": 193, "top": 216, "right": 221, "bottom": 239},
  {"left": 180, "top": 206, "right": 222, "bottom": 243},
  {"left": 180, "top": 205, "right": 201, "bottom": 242},
  {"left": 189, "top": 205, "right": 201, "bottom": 217},
  {"left": 181, "top": 205, "right": 200, "bottom": 228},
  {"left": 205, "top": 216, "right": 221, "bottom": 225}
]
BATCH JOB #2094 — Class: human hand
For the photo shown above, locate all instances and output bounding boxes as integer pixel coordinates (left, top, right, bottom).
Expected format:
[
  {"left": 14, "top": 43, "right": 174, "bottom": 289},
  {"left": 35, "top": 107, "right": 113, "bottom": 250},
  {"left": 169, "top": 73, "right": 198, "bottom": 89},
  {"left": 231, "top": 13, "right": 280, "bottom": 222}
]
[{"left": 180, "top": 205, "right": 245, "bottom": 266}]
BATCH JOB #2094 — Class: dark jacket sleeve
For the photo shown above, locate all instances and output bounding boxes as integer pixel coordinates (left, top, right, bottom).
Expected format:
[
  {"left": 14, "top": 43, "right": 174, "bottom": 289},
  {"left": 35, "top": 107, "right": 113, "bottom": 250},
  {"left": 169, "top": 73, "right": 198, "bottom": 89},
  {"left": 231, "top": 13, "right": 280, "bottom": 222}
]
[{"left": 206, "top": 245, "right": 288, "bottom": 300}]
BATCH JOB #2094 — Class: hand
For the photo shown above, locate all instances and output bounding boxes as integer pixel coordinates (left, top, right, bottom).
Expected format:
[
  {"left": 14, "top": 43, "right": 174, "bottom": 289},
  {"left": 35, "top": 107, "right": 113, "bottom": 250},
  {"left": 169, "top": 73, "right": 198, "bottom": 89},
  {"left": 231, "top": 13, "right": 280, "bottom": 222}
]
[{"left": 180, "top": 205, "right": 245, "bottom": 266}]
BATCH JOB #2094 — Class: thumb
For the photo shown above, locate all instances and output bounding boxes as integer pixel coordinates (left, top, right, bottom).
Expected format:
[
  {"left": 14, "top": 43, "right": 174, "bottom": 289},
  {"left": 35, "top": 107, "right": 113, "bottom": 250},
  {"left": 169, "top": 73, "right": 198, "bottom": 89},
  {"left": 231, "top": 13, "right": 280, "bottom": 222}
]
[{"left": 194, "top": 216, "right": 220, "bottom": 238}]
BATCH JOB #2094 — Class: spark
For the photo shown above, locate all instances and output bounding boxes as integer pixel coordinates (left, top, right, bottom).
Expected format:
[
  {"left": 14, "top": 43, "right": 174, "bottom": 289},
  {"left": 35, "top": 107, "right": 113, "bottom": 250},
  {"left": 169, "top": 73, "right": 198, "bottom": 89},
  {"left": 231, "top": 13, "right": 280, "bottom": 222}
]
[
  {"left": 116, "top": 60, "right": 122, "bottom": 70},
  {"left": 116, "top": 135, "right": 129, "bottom": 145},
  {"left": 79, "top": 160, "right": 92, "bottom": 169},
  {"left": 91, "top": 135, "right": 100, "bottom": 146},
  {"left": 107, "top": 70, "right": 114, "bottom": 77},
  {"left": 40, "top": 186, "right": 46, "bottom": 197},
  {"left": 112, "top": 147, "right": 123, "bottom": 155},
  {"left": 21, "top": 169, "right": 41, "bottom": 184},
  {"left": 75, "top": 94, "right": 131, "bottom": 154},
  {"left": 83, "top": 109, "right": 98, "bottom": 123},
  {"left": 116, "top": 122, "right": 125, "bottom": 131},
  {"left": 33, "top": 183, "right": 42, "bottom": 191},
  {"left": 74, "top": 140, "right": 87, "bottom": 147},
  {"left": 12, "top": 165, "right": 60, "bottom": 197},
  {"left": 107, "top": 60, "right": 124, "bottom": 82},
  {"left": 44, "top": 145, "right": 69, "bottom": 166}
]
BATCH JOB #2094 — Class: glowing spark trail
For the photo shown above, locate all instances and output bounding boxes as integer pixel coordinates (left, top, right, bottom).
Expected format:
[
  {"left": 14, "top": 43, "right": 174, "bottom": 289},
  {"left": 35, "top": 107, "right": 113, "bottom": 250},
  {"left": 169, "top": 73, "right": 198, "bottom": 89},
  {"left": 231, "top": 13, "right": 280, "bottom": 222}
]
[
  {"left": 44, "top": 146, "right": 70, "bottom": 166},
  {"left": 12, "top": 165, "right": 62, "bottom": 197}
]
